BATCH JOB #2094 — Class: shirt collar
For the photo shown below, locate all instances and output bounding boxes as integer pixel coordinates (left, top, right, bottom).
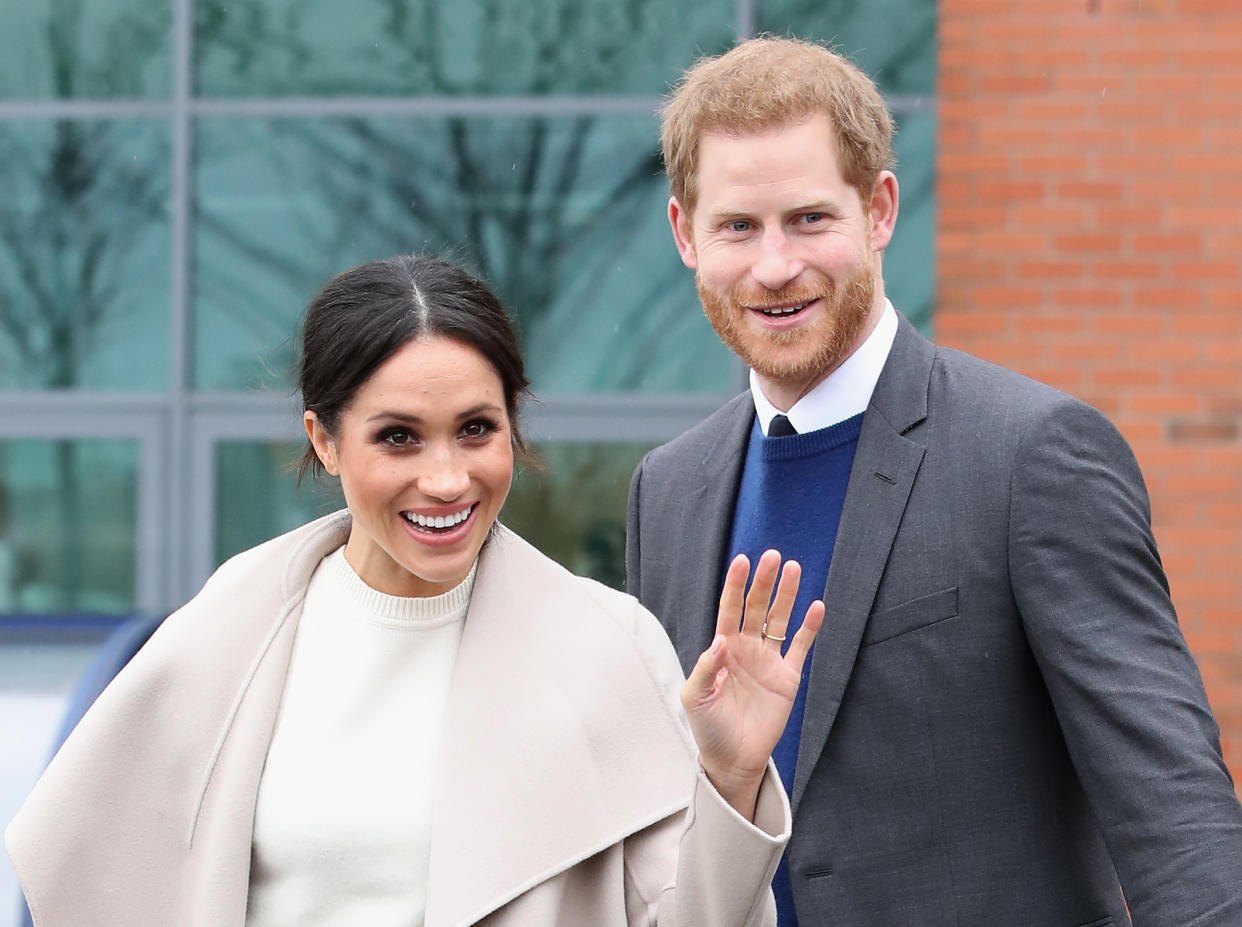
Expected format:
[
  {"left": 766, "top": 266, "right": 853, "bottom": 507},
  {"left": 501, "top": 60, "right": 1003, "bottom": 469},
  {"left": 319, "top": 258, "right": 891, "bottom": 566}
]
[{"left": 751, "top": 299, "right": 898, "bottom": 436}]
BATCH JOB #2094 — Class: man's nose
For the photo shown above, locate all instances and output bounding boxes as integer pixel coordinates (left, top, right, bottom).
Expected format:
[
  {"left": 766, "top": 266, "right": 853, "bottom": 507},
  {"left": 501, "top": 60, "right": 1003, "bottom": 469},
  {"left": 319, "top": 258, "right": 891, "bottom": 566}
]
[{"left": 750, "top": 230, "right": 804, "bottom": 291}]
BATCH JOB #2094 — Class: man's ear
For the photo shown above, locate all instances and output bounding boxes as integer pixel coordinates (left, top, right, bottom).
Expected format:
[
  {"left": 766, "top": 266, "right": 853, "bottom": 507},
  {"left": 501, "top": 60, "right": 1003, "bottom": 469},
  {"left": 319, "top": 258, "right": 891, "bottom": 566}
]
[
  {"left": 303, "top": 411, "right": 339, "bottom": 476},
  {"left": 668, "top": 196, "right": 698, "bottom": 269},
  {"left": 868, "top": 170, "right": 899, "bottom": 253}
]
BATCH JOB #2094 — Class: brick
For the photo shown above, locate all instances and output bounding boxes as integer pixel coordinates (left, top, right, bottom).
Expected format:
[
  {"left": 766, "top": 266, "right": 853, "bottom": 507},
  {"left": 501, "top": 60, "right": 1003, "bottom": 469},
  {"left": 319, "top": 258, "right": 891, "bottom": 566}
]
[
  {"left": 1126, "top": 339, "right": 1202, "bottom": 362},
  {"left": 1133, "top": 287, "right": 1203, "bottom": 310},
  {"left": 1096, "top": 206, "right": 1163, "bottom": 227},
  {"left": 1094, "top": 313, "right": 1165, "bottom": 336},
  {"left": 1093, "top": 261, "right": 1164, "bottom": 279},
  {"left": 1128, "top": 392, "right": 1202, "bottom": 414},
  {"left": 1182, "top": 100, "right": 1242, "bottom": 120},
  {"left": 1171, "top": 261, "right": 1240, "bottom": 281},
  {"left": 1173, "top": 368, "right": 1241, "bottom": 390},
  {"left": 1094, "top": 366, "right": 1164, "bottom": 388},
  {"left": 1133, "top": 232, "right": 1204, "bottom": 254},
  {"left": 1169, "top": 206, "right": 1242, "bottom": 227},
  {"left": 939, "top": 151, "right": 1011, "bottom": 173},
  {"left": 1015, "top": 259, "right": 1087, "bottom": 279},
  {"left": 979, "top": 74, "right": 1054, "bottom": 94},
  {"left": 1173, "top": 153, "right": 1242, "bottom": 175},
  {"left": 977, "top": 179, "right": 1047, "bottom": 200},
  {"left": 1016, "top": 153, "right": 1091, "bottom": 173},
  {"left": 1016, "top": 204, "right": 1094, "bottom": 229},
  {"left": 1054, "top": 232, "right": 1123, "bottom": 252},
  {"left": 973, "top": 287, "right": 1045, "bottom": 307},
  {"left": 1167, "top": 417, "right": 1240, "bottom": 442},
  {"left": 1014, "top": 313, "right": 1087, "bottom": 335},
  {"left": 1053, "top": 288, "right": 1125, "bottom": 307},
  {"left": 1058, "top": 180, "right": 1125, "bottom": 200},
  {"left": 1206, "top": 288, "right": 1242, "bottom": 310}
]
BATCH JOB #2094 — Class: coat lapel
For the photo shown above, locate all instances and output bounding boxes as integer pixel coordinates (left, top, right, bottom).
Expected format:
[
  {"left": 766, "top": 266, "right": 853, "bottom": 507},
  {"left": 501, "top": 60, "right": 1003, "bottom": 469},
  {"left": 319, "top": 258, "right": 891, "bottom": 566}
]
[
  {"left": 670, "top": 393, "right": 755, "bottom": 668},
  {"left": 425, "top": 528, "right": 696, "bottom": 927},
  {"left": 5, "top": 512, "right": 353, "bottom": 927},
  {"left": 791, "top": 316, "right": 933, "bottom": 813}
]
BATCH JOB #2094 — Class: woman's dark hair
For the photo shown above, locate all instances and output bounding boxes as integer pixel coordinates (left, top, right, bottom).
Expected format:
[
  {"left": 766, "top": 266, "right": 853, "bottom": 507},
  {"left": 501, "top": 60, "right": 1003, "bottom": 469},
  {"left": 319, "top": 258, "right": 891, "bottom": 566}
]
[{"left": 297, "top": 253, "right": 531, "bottom": 483}]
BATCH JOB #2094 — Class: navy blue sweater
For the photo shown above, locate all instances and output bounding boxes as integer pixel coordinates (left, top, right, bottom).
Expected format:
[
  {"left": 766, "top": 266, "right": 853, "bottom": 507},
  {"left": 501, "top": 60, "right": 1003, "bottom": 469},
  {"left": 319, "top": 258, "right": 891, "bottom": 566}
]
[{"left": 725, "top": 412, "right": 863, "bottom": 927}]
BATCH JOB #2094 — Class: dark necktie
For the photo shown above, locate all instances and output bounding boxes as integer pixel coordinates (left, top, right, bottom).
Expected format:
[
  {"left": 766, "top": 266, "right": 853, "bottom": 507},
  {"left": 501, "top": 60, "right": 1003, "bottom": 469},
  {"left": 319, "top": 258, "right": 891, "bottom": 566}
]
[{"left": 768, "top": 414, "right": 797, "bottom": 437}]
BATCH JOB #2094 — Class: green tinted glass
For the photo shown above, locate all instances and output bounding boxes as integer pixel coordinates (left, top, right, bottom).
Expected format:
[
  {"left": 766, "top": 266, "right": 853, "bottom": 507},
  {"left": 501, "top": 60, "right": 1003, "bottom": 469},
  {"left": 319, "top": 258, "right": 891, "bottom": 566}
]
[
  {"left": 195, "top": 0, "right": 733, "bottom": 97},
  {"left": 0, "top": 440, "right": 137, "bottom": 613},
  {"left": 756, "top": 0, "right": 936, "bottom": 96},
  {"left": 214, "top": 441, "right": 345, "bottom": 566},
  {"left": 884, "top": 109, "right": 935, "bottom": 332},
  {"left": 213, "top": 440, "right": 649, "bottom": 592},
  {"left": 193, "top": 114, "right": 735, "bottom": 393},
  {"left": 504, "top": 442, "right": 654, "bottom": 590},
  {"left": 0, "top": 0, "right": 170, "bottom": 100},
  {"left": 0, "top": 119, "right": 171, "bottom": 389}
]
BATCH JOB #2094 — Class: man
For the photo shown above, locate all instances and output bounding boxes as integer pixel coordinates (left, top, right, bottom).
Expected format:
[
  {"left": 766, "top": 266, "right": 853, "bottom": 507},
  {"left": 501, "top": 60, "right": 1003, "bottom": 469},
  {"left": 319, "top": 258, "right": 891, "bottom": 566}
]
[{"left": 626, "top": 36, "right": 1242, "bottom": 926}]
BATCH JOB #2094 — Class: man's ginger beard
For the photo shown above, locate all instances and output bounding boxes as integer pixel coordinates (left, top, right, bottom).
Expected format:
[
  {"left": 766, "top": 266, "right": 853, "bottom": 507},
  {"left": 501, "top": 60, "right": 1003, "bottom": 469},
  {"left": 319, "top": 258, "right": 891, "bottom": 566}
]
[{"left": 696, "top": 256, "right": 878, "bottom": 388}]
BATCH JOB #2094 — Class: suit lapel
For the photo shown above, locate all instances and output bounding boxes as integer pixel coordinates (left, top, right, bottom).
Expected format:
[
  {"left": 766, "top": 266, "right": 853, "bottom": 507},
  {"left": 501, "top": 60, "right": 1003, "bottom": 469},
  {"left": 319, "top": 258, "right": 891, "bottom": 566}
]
[
  {"left": 670, "top": 393, "right": 755, "bottom": 669},
  {"left": 791, "top": 315, "right": 934, "bottom": 813}
]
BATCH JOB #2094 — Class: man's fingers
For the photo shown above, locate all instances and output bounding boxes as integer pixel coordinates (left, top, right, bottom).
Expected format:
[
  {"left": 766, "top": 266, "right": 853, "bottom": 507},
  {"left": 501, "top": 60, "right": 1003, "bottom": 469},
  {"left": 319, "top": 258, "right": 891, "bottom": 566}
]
[{"left": 785, "top": 600, "right": 825, "bottom": 673}]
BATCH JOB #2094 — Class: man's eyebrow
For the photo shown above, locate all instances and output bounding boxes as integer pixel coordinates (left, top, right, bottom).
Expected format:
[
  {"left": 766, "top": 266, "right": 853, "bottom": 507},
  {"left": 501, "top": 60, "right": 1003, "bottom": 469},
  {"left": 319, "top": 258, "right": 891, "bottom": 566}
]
[{"left": 705, "top": 200, "right": 841, "bottom": 221}]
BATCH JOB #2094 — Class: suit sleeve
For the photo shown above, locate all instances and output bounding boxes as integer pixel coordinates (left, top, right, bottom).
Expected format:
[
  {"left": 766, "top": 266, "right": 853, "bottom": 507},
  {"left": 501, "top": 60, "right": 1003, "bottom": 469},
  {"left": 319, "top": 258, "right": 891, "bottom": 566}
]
[
  {"left": 1009, "top": 396, "right": 1242, "bottom": 924},
  {"left": 625, "top": 452, "right": 650, "bottom": 601},
  {"left": 618, "top": 597, "right": 788, "bottom": 927}
]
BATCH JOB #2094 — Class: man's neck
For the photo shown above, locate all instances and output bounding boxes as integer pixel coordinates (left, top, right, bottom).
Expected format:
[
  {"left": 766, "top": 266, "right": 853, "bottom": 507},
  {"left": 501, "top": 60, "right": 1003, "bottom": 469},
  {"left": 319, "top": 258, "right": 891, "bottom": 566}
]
[
  {"left": 757, "top": 298, "right": 887, "bottom": 412},
  {"left": 750, "top": 298, "right": 898, "bottom": 434}
]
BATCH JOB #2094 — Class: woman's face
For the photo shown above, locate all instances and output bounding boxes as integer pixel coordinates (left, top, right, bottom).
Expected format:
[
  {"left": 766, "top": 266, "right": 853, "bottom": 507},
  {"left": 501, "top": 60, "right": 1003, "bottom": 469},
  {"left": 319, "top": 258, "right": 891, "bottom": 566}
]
[{"left": 305, "top": 335, "right": 514, "bottom": 597}]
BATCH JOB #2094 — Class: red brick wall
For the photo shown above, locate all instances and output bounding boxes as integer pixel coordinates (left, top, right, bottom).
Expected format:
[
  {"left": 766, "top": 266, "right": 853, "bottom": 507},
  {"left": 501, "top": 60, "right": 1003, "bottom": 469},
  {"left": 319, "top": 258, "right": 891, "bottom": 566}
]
[{"left": 937, "top": 0, "right": 1242, "bottom": 777}]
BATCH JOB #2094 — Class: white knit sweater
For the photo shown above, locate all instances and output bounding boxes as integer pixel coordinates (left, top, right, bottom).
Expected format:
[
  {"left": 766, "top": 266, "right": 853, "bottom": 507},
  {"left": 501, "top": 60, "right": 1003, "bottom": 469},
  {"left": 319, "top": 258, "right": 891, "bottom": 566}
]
[{"left": 245, "top": 547, "right": 473, "bottom": 927}]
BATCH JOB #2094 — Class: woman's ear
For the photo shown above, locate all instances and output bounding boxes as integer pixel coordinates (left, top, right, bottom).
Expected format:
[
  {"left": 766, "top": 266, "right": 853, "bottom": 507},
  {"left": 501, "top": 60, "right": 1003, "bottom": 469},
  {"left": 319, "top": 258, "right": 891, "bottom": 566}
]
[{"left": 304, "top": 411, "right": 339, "bottom": 476}]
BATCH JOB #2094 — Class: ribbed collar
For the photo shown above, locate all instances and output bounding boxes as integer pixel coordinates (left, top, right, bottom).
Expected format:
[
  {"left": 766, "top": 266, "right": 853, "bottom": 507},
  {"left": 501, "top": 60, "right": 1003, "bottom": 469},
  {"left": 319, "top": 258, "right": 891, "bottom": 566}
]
[
  {"left": 755, "top": 412, "right": 864, "bottom": 462},
  {"left": 321, "top": 546, "right": 475, "bottom": 630}
]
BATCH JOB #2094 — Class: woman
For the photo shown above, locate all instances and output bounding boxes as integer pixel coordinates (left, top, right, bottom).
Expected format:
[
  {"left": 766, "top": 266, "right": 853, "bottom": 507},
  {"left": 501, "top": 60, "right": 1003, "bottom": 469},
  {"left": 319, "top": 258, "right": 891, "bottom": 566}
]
[{"left": 6, "top": 254, "right": 823, "bottom": 927}]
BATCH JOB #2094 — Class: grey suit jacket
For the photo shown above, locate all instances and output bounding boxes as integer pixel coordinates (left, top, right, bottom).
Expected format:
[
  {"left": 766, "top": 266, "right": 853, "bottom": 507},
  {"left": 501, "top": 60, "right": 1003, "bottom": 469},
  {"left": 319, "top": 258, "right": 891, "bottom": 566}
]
[{"left": 627, "top": 314, "right": 1242, "bottom": 926}]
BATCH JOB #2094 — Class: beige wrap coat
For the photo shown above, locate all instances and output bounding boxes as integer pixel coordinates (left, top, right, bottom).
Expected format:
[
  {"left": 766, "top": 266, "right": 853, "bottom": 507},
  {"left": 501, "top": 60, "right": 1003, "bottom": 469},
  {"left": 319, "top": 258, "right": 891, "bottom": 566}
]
[{"left": 7, "top": 511, "right": 789, "bottom": 926}]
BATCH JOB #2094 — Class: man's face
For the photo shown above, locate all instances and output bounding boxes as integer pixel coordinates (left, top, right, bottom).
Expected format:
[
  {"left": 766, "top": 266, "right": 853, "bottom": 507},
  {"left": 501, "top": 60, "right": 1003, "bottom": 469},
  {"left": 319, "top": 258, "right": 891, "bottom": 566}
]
[{"left": 669, "top": 113, "right": 896, "bottom": 408}]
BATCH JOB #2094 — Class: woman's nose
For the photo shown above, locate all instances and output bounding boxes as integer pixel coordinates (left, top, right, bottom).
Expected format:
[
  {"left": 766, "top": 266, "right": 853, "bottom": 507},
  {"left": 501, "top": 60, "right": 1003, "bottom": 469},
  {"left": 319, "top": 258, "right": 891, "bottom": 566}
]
[{"left": 416, "top": 449, "right": 470, "bottom": 501}]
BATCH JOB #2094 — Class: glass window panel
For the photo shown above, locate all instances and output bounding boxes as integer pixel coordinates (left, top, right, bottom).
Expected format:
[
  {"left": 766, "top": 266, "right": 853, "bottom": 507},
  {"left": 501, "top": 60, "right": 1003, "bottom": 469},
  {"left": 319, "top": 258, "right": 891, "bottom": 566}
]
[
  {"left": 0, "top": 119, "right": 171, "bottom": 389},
  {"left": 884, "top": 109, "right": 935, "bottom": 333},
  {"left": 0, "top": 440, "right": 137, "bottom": 613},
  {"left": 503, "top": 442, "right": 655, "bottom": 590},
  {"left": 0, "top": 0, "right": 170, "bottom": 100},
  {"left": 757, "top": 0, "right": 936, "bottom": 96},
  {"left": 215, "top": 441, "right": 345, "bottom": 566},
  {"left": 214, "top": 439, "right": 650, "bottom": 593},
  {"left": 195, "top": 0, "right": 734, "bottom": 97},
  {"left": 193, "top": 114, "right": 738, "bottom": 394}
]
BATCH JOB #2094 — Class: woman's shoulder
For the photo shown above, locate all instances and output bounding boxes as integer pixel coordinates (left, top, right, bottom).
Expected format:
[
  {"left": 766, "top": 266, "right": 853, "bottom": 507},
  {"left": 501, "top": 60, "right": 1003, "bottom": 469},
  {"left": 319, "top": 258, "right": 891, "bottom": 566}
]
[
  {"left": 488, "top": 524, "right": 666, "bottom": 640},
  {"left": 483, "top": 525, "right": 690, "bottom": 721}
]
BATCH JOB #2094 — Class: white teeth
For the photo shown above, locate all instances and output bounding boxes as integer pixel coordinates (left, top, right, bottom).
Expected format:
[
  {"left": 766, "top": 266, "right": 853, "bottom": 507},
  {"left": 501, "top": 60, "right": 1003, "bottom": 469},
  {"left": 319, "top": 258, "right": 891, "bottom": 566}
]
[
  {"left": 404, "top": 505, "right": 473, "bottom": 529},
  {"left": 760, "top": 303, "right": 806, "bottom": 316}
]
